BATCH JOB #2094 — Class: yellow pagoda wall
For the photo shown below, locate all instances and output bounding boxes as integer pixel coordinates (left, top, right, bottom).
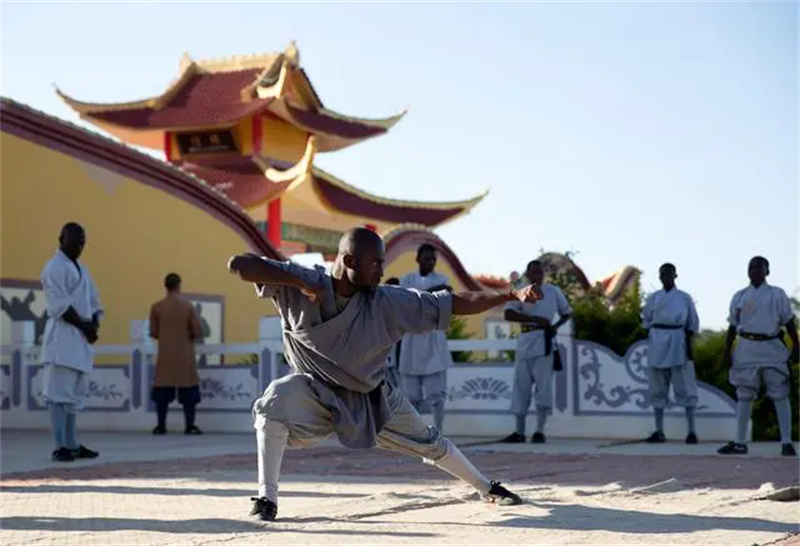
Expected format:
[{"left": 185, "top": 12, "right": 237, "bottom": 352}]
[{"left": 0, "top": 133, "right": 277, "bottom": 360}]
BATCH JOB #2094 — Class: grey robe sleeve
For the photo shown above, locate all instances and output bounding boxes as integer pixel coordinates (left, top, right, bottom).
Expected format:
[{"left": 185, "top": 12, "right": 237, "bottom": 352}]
[
  {"left": 253, "top": 258, "right": 326, "bottom": 300},
  {"left": 382, "top": 286, "right": 452, "bottom": 335}
]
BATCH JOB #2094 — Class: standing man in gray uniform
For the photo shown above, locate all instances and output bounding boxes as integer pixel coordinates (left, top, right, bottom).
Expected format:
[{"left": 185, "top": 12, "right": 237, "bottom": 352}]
[
  {"left": 641, "top": 263, "right": 700, "bottom": 444},
  {"left": 718, "top": 256, "right": 798, "bottom": 456},
  {"left": 399, "top": 244, "right": 453, "bottom": 432},
  {"left": 228, "top": 228, "right": 540, "bottom": 521},
  {"left": 501, "top": 260, "right": 571, "bottom": 444}
]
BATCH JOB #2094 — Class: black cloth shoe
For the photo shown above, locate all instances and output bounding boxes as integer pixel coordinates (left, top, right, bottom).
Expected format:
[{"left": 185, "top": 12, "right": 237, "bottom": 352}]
[
  {"left": 717, "top": 441, "right": 748, "bottom": 455},
  {"left": 52, "top": 447, "right": 74, "bottom": 462},
  {"left": 185, "top": 425, "right": 203, "bottom": 435},
  {"left": 782, "top": 443, "right": 797, "bottom": 457},
  {"left": 152, "top": 426, "right": 167, "bottom": 435},
  {"left": 645, "top": 431, "right": 666, "bottom": 443},
  {"left": 71, "top": 445, "right": 99, "bottom": 459},
  {"left": 500, "top": 432, "right": 526, "bottom": 443},
  {"left": 685, "top": 432, "right": 698, "bottom": 445},
  {"left": 250, "top": 496, "right": 277, "bottom": 521},
  {"left": 530, "top": 432, "right": 546, "bottom": 444},
  {"left": 485, "top": 481, "right": 523, "bottom": 506}
]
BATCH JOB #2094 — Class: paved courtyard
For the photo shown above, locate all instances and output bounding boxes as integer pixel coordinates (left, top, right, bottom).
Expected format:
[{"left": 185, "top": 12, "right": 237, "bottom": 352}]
[{"left": 1, "top": 430, "right": 798, "bottom": 545}]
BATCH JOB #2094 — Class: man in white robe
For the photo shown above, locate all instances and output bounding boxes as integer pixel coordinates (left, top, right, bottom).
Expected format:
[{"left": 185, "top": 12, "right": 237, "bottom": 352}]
[
  {"left": 40, "top": 223, "right": 103, "bottom": 462},
  {"left": 398, "top": 244, "right": 453, "bottom": 431},
  {"left": 641, "top": 263, "right": 700, "bottom": 444},
  {"left": 718, "top": 256, "right": 798, "bottom": 456}
]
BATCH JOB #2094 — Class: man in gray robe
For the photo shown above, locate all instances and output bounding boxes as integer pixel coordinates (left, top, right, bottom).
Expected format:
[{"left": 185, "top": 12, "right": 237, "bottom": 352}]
[
  {"left": 501, "top": 260, "right": 571, "bottom": 444},
  {"left": 717, "top": 256, "right": 798, "bottom": 456},
  {"left": 398, "top": 244, "right": 453, "bottom": 431},
  {"left": 228, "top": 228, "right": 540, "bottom": 521},
  {"left": 641, "top": 263, "right": 700, "bottom": 444}
]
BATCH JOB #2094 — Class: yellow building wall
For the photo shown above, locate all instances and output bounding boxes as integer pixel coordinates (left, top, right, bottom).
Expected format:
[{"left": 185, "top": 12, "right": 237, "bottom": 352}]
[
  {"left": 0, "top": 133, "right": 277, "bottom": 357},
  {"left": 260, "top": 116, "right": 308, "bottom": 163}
]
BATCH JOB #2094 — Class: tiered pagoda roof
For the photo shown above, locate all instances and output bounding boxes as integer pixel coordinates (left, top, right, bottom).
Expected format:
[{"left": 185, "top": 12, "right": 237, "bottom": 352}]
[
  {"left": 56, "top": 43, "right": 486, "bottom": 230},
  {"left": 56, "top": 43, "right": 405, "bottom": 153}
]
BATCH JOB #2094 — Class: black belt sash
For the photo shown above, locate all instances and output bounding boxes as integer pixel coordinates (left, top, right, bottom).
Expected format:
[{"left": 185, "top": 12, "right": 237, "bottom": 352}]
[
  {"left": 521, "top": 324, "right": 553, "bottom": 356},
  {"left": 651, "top": 323, "right": 683, "bottom": 330},
  {"left": 739, "top": 332, "right": 781, "bottom": 342}
]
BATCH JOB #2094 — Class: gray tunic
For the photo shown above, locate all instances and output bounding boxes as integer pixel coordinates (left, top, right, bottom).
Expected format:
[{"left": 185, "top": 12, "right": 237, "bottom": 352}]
[
  {"left": 505, "top": 283, "right": 571, "bottom": 359},
  {"left": 728, "top": 283, "right": 793, "bottom": 369},
  {"left": 642, "top": 288, "right": 699, "bottom": 369},
  {"left": 253, "top": 259, "right": 452, "bottom": 448},
  {"left": 398, "top": 271, "right": 453, "bottom": 375}
]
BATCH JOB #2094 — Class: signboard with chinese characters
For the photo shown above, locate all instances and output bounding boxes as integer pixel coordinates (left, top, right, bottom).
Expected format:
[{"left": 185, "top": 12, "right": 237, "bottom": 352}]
[{"left": 176, "top": 130, "right": 237, "bottom": 155}]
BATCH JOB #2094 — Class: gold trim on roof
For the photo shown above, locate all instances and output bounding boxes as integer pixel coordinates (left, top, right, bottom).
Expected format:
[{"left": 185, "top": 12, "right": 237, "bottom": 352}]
[
  {"left": 254, "top": 58, "right": 291, "bottom": 101},
  {"left": 380, "top": 223, "right": 433, "bottom": 240},
  {"left": 311, "top": 166, "right": 489, "bottom": 212},
  {"left": 55, "top": 86, "right": 158, "bottom": 114},
  {"left": 253, "top": 136, "right": 317, "bottom": 186},
  {"left": 194, "top": 52, "right": 280, "bottom": 73},
  {"left": 317, "top": 106, "right": 408, "bottom": 131},
  {"left": 56, "top": 52, "right": 279, "bottom": 115}
]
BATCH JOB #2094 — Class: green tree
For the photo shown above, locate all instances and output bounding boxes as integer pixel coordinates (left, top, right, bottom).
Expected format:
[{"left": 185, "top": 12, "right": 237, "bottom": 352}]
[
  {"left": 543, "top": 250, "right": 646, "bottom": 355},
  {"left": 447, "top": 316, "right": 474, "bottom": 363}
]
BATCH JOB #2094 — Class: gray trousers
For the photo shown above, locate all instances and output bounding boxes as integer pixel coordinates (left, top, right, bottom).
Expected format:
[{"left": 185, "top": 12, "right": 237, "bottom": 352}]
[
  {"left": 254, "top": 374, "right": 448, "bottom": 462},
  {"left": 647, "top": 363, "right": 698, "bottom": 408},
  {"left": 729, "top": 365, "right": 789, "bottom": 401},
  {"left": 401, "top": 371, "right": 447, "bottom": 412},
  {"left": 510, "top": 354, "right": 554, "bottom": 416}
]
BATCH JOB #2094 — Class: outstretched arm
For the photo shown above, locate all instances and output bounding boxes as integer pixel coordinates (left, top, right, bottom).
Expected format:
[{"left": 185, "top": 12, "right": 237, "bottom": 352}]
[
  {"left": 504, "top": 308, "right": 551, "bottom": 326},
  {"left": 452, "top": 286, "right": 541, "bottom": 316},
  {"left": 228, "top": 254, "right": 304, "bottom": 287}
]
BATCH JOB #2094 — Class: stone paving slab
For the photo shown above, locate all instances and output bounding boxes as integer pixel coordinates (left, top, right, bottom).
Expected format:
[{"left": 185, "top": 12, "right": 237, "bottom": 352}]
[{"left": 1, "top": 430, "right": 798, "bottom": 545}]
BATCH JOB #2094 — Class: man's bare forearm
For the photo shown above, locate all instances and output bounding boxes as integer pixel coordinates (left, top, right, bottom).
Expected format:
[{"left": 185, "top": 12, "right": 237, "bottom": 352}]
[
  {"left": 452, "top": 291, "right": 513, "bottom": 316},
  {"left": 724, "top": 325, "right": 737, "bottom": 353},
  {"left": 552, "top": 313, "right": 571, "bottom": 330},
  {"left": 504, "top": 309, "right": 549, "bottom": 325},
  {"left": 785, "top": 318, "right": 799, "bottom": 351}
]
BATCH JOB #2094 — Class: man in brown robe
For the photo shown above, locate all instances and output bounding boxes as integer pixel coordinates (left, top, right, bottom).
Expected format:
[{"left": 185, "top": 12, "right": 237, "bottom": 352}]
[{"left": 149, "top": 273, "right": 204, "bottom": 435}]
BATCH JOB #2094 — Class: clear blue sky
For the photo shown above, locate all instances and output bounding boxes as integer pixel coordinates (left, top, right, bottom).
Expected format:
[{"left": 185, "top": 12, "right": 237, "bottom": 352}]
[{"left": 2, "top": 2, "right": 797, "bottom": 329}]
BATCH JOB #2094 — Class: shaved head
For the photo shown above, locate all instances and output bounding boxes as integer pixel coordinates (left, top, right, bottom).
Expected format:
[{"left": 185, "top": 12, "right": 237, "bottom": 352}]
[
  {"left": 338, "top": 228, "right": 383, "bottom": 257},
  {"left": 335, "top": 228, "right": 386, "bottom": 290}
]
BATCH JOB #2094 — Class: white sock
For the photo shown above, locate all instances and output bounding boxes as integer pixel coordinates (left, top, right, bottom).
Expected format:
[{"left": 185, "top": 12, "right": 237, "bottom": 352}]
[
  {"left": 736, "top": 400, "right": 751, "bottom": 444},
  {"left": 774, "top": 398, "right": 793, "bottom": 444},
  {"left": 430, "top": 439, "right": 492, "bottom": 494},
  {"left": 256, "top": 417, "right": 289, "bottom": 503}
]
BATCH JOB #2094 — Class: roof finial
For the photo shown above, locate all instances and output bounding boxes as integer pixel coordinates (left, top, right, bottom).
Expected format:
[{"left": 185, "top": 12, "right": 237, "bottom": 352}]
[
  {"left": 284, "top": 40, "right": 300, "bottom": 66},
  {"left": 179, "top": 52, "right": 193, "bottom": 71}
]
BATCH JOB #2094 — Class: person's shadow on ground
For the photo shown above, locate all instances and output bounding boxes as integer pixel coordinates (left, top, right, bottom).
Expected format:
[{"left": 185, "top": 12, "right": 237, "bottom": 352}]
[{"left": 0, "top": 516, "right": 436, "bottom": 537}]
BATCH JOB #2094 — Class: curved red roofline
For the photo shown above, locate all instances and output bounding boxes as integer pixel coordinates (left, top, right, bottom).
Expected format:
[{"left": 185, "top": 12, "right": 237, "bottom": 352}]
[
  {"left": 384, "top": 227, "right": 483, "bottom": 291},
  {"left": 0, "top": 98, "right": 283, "bottom": 260}
]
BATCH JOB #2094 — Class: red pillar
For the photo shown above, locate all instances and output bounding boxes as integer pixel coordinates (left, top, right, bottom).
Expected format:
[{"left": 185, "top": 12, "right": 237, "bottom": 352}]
[
  {"left": 365, "top": 223, "right": 377, "bottom": 232},
  {"left": 163, "top": 131, "right": 172, "bottom": 162},
  {"left": 267, "top": 199, "right": 282, "bottom": 248}
]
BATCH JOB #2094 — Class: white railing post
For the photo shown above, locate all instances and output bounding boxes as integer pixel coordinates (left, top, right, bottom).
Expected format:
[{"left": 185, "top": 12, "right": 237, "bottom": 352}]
[
  {"left": 10, "top": 321, "right": 35, "bottom": 411},
  {"left": 129, "top": 319, "right": 153, "bottom": 417}
]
